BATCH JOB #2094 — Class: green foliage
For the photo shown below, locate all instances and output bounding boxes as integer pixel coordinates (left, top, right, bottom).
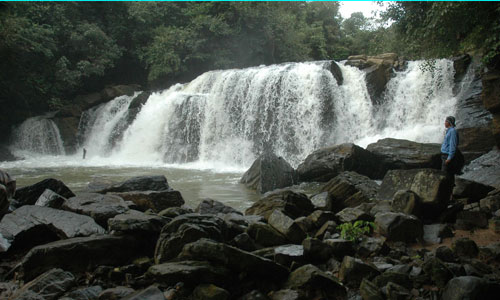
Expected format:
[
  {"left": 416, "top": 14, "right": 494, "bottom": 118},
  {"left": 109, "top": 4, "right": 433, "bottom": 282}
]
[{"left": 337, "top": 220, "right": 375, "bottom": 242}]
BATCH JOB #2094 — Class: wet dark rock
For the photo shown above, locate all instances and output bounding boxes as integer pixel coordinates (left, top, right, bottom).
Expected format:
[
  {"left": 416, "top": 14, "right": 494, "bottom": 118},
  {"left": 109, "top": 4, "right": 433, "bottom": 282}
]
[
  {"left": 435, "top": 246, "right": 457, "bottom": 263},
  {"left": 62, "top": 193, "right": 129, "bottom": 228},
  {"left": 112, "top": 190, "right": 184, "bottom": 213},
  {"left": 391, "top": 190, "right": 422, "bottom": 216},
  {"left": 154, "top": 214, "right": 227, "bottom": 263},
  {"left": 320, "top": 171, "right": 379, "bottom": 213},
  {"left": 336, "top": 207, "right": 373, "bottom": 224},
  {"left": 240, "top": 153, "right": 296, "bottom": 194},
  {"left": 224, "top": 213, "right": 262, "bottom": 238},
  {"left": 359, "top": 278, "right": 384, "bottom": 300},
  {"left": 231, "top": 233, "right": 257, "bottom": 252},
  {"left": 34, "top": 189, "right": 67, "bottom": 209},
  {"left": 338, "top": 256, "right": 380, "bottom": 288},
  {"left": 457, "top": 127, "right": 496, "bottom": 162},
  {"left": 324, "top": 239, "right": 355, "bottom": 259},
  {"left": 195, "top": 198, "right": 242, "bottom": 216},
  {"left": 306, "top": 210, "right": 337, "bottom": 229},
  {"left": 442, "top": 276, "right": 500, "bottom": 300},
  {"left": 192, "top": 284, "right": 230, "bottom": 300},
  {"left": 14, "top": 178, "right": 75, "bottom": 208},
  {"left": 0, "top": 205, "right": 105, "bottom": 253},
  {"left": 245, "top": 190, "right": 314, "bottom": 221},
  {"left": 297, "top": 143, "right": 382, "bottom": 182},
  {"left": 372, "top": 271, "right": 412, "bottom": 290},
  {"left": 128, "top": 91, "right": 151, "bottom": 110},
  {"left": 274, "top": 244, "right": 305, "bottom": 269},
  {"left": 285, "top": 264, "right": 347, "bottom": 300},
  {"left": 9, "top": 268, "right": 75, "bottom": 300},
  {"left": 452, "top": 54, "right": 472, "bottom": 82},
  {"left": 374, "top": 212, "right": 423, "bottom": 243},
  {"left": 454, "top": 178, "right": 495, "bottom": 203},
  {"left": 268, "top": 289, "right": 302, "bottom": 300},
  {"left": 422, "top": 257, "right": 454, "bottom": 288},
  {"left": 108, "top": 210, "right": 168, "bottom": 234},
  {"left": 98, "top": 286, "right": 135, "bottom": 300},
  {"left": 158, "top": 206, "right": 194, "bottom": 218},
  {"left": 313, "top": 220, "right": 337, "bottom": 240},
  {"left": 456, "top": 210, "right": 489, "bottom": 229},
  {"left": 92, "top": 175, "right": 170, "bottom": 193},
  {"left": 100, "top": 84, "right": 141, "bottom": 103},
  {"left": 59, "top": 285, "right": 102, "bottom": 300},
  {"left": 480, "top": 189, "right": 500, "bottom": 212},
  {"left": 302, "top": 238, "right": 333, "bottom": 262},
  {"left": 329, "top": 61, "right": 344, "bottom": 85},
  {"left": 18, "top": 235, "right": 148, "bottom": 281},
  {"left": 178, "top": 239, "right": 289, "bottom": 282},
  {"left": 378, "top": 169, "right": 452, "bottom": 219},
  {"left": 461, "top": 148, "right": 500, "bottom": 189},
  {"left": 121, "top": 285, "right": 165, "bottom": 300},
  {"left": 452, "top": 237, "right": 479, "bottom": 259},
  {"left": 247, "top": 222, "right": 287, "bottom": 247},
  {"left": 268, "top": 210, "right": 306, "bottom": 244},
  {"left": 366, "top": 138, "right": 442, "bottom": 173}
]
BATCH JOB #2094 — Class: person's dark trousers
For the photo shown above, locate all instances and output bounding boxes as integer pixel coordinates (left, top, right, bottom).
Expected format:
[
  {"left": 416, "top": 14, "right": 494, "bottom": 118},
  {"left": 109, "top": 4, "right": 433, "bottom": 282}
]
[{"left": 441, "top": 153, "right": 455, "bottom": 200}]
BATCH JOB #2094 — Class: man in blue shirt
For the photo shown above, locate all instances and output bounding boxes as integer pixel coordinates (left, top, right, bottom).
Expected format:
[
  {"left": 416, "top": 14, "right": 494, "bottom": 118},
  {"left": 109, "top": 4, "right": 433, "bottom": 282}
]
[{"left": 441, "top": 116, "right": 459, "bottom": 197}]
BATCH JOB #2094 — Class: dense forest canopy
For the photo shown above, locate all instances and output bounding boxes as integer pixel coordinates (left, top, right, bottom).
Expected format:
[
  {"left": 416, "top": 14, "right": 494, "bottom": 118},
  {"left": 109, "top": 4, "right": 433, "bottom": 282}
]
[{"left": 0, "top": 1, "right": 499, "bottom": 142}]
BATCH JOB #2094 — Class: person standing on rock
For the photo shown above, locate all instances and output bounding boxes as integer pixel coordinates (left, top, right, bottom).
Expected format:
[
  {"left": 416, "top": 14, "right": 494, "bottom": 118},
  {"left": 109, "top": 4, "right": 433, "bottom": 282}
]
[{"left": 441, "top": 116, "right": 459, "bottom": 198}]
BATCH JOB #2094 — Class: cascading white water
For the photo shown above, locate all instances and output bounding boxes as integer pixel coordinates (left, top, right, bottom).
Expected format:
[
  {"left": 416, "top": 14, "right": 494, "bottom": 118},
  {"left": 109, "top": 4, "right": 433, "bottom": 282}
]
[
  {"left": 79, "top": 93, "right": 139, "bottom": 157},
  {"left": 10, "top": 115, "right": 65, "bottom": 156}
]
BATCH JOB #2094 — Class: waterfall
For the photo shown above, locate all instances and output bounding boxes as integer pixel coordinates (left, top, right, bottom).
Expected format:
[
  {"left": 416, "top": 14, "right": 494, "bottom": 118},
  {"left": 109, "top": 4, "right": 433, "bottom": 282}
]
[{"left": 10, "top": 115, "right": 65, "bottom": 156}]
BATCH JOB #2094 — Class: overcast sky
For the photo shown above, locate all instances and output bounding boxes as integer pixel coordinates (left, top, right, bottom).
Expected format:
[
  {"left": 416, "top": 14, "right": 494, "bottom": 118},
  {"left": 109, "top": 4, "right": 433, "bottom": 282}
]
[{"left": 338, "top": 1, "right": 391, "bottom": 19}]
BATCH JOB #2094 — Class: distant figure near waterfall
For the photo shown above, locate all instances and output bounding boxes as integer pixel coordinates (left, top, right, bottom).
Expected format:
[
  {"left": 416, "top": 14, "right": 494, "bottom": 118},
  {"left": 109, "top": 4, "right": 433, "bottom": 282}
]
[
  {"left": 83, "top": 148, "right": 87, "bottom": 159},
  {"left": 441, "top": 116, "right": 464, "bottom": 200},
  {"left": 0, "top": 169, "right": 16, "bottom": 219}
]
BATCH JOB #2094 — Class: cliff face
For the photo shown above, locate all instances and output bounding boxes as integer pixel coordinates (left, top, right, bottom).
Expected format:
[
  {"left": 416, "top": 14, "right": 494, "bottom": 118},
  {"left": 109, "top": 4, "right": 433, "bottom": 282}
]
[{"left": 482, "top": 69, "right": 500, "bottom": 148}]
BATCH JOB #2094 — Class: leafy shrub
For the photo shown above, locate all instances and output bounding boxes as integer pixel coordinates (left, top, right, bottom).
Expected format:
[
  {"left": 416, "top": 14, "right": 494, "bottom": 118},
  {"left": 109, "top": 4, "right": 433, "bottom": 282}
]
[{"left": 337, "top": 220, "right": 375, "bottom": 242}]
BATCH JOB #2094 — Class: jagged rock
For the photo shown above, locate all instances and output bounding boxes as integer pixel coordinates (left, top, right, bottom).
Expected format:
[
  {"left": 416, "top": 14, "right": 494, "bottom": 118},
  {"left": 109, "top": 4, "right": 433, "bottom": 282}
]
[
  {"left": 274, "top": 244, "right": 305, "bottom": 268},
  {"left": 374, "top": 212, "right": 423, "bottom": 243},
  {"left": 330, "top": 61, "right": 343, "bottom": 85},
  {"left": 294, "top": 216, "right": 314, "bottom": 234},
  {"left": 338, "top": 256, "right": 380, "bottom": 288},
  {"left": 310, "top": 192, "right": 329, "bottom": 209},
  {"left": 336, "top": 207, "right": 373, "bottom": 224},
  {"left": 34, "top": 189, "right": 66, "bottom": 209},
  {"left": 302, "top": 238, "right": 333, "bottom": 262},
  {"left": 192, "top": 284, "right": 229, "bottom": 300},
  {"left": 385, "top": 282, "right": 411, "bottom": 299},
  {"left": 480, "top": 189, "right": 500, "bottom": 212},
  {"left": 314, "top": 220, "right": 337, "bottom": 240},
  {"left": 320, "top": 171, "right": 379, "bottom": 212},
  {"left": 148, "top": 261, "right": 231, "bottom": 288},
  {"left": 240, "top": 153, "right": 296, "bottom": 194},
  {"left": 9, "top": 268, "right": 75, "bottom": 300},
  {"left": 372, "top": 272, "right": 412, "bottom": 290},
  {"left": 284, "top": 264, "right": 346, "bottom": 300},
  {"left": 454, "top": 178, "right": 495, "bottom": 203},
  {"left": 306, "top": 210, "right": 336, "bottom": 228},
  {"left": 456, "top": 210, "right": 489, "bottom": 229},
  {"left": 245, "top": 190, "right": 314, "bottom": 221},
  {"left": 59, "top": 286, "right": 103, "bottom": 300},
  {"left": 435, "top": 246, "right": 457, "bottom": 263},
  {"left": 356, "top": 237, "right": 389, "bottom": 258},
  {"left": 128, "top": 91, "right": 151, "bottom": 110},
  {"left": 299, "top": 144, "right": 384, "bottom": 183},
  {"left": 18, "top": 235, "right": 149, "bottom": 281},
  {"left": 13, "top": 178, "right": 74, "bottom": 208},
  {"left": 268, "top": 210, "right": 306, "bottom": 244},
  {"left": 423, "top": 224, "right": 454, "bottom": 245},
  {"left": 62, "top": 193, "right": 129, "bottom": 228},
  {"left": 391, "top": 190, "right": 422, "bottom": 216},
  {"left": 231, "top": 233, "right": 257, "bottom": 252},
  {"left": 324, "top": 239, "right": 355, "bottom": 259},
  {"left": 98, "top": 286, "right": 135, "bottom": 300},
  {"left": 121, "top": 285, "right": 164, "bottom": 300},
  {"left": 366, "top": 138, "right": 442, "bottom": 173},
  {"left": 0, "top": 205, "right": 105, "bottom": 253},
  {"left": 52, "top": 116, "right": 80, "bottom": 154},
  {"left": 359, "top": 278, "right": 384, "bottom": 300},
  {"left": 108, "top": 210, "right": 168, "bottom": 234},
  {"left": 378, "top": 169, "right": 453, "bottom": 219},
  {"left": 422, "top": 257, "right": 454, "bottom": 288},
  {"left": 223, "top": 213, "right": 263, "bottom": 238},
  {"left": 195, "top": 199, "right": 242, "bottom": 216},
  {"left": 178, "top": 239, "right": 289, "bottom": 281},
  {"left": 154, "top": 214, "right": 227, "bottom": 263},
  {"left": 159, "top": 206, "right": 194, "bottom": 218},
  {"left": 461, "top": 148, "right": 500, "bottom": 189},
  {"left": 452, "top": 54, "right": 472, "bottom": 82},
  {"left": 111, "top": 190, "right": 184, "bottom": 213},
  {"left": 247, "top": 222, "right": 287, "bottom": 247},
  {"left": 457, "top": 127, "right": 496, "bottom": 162},
  {"left": 452, "top": 237, "right": 479, "bottom": 258},
  {"left": 442, "top": 276, "right": 500, "bottom": 300},
  {"left": 92, "top": 175, "right": 170, "bottom": 193}
]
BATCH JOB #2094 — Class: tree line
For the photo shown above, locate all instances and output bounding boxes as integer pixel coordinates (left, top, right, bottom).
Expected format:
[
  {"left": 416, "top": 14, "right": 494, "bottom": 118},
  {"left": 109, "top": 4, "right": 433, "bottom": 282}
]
[{"left": 0, "top": 2, "right": 499, "bottom": 142}]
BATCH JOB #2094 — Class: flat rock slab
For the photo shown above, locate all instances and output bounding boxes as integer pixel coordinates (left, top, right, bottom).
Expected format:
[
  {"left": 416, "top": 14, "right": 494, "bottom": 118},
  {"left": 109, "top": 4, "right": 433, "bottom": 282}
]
[
  {"left": 111, "top": 190, "right": 184, "bottom": 213},
  {"left": 92, "top": 175, "right": 170, "bottom": 193},
  {"left": 108, "top": 210, "right": 168, "bottom": 233},
  {"left": 62, "top": 193, "right": 129, "bottom": 227},
  {"left": 0, "top": 205, "right": 105, "bottom": 253},
  {"left": 18, "top": 234, "right": 149, "bottom": 281}
]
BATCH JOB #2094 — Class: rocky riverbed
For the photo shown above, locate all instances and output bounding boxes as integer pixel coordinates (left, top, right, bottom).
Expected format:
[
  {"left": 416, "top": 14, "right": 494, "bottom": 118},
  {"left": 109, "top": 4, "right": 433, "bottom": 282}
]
[{"left": 1, "top": 139, "right": 500, "bottom": 300}]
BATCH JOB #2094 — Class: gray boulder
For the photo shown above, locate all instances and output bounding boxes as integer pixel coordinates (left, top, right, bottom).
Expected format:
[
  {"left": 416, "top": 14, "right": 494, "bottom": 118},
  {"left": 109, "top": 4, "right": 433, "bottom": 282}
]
[
  {"left": 452, "top": 237, "right": 479, "bottom": 258},
  {"left": 285, "top": 264, "right": 346, "bottom": 300},
  {"left": 320, "top": 171, "right": 379, "bottom": 213},
  {"left": 374, "top": 212, "right": 423, "bottom": 243},
  {"left": 391, "top": 189, "right": 422, "bottom": 216},
  {"left": 92, "top": 175, "right": 170, "bottom": 193},
  {"left": 195, "top": 198, "right": 242, "bottom": 216},
  {"left": 442, "top": 276, "right": 500, "bottom": 300},
  {"left": 245, "top": 190, "right": 314, "bottom": 221},
  {"left": 0, "top": 205, "right": 105, "bottom": 253},
  {"left": 240, "top": 152, "right": 297, "bottom": 194},
  {"left": 268, "top": 210, "right": 306, "bottom": 244},
  {"left": 14, "top": 178, "right": 74, "bottom": 208},
  {"left": 62, "top": 193, "right": 129, "bottom": 227},
  {"left": 378, "top": 169, "right": 452, "bottom": 219},
  {"left": 461, "top": 148, "right": 500, "bottom": 189},
  {"left": 339, "top": 256, "right": 381, "bottom": 288},
  {"left": 111, "top": 189, "right": 184, "bottom": 213},
  {"left": 297, "top": 143, "right": 382, "bottom": 182},
  {"left": 34, "top": 189, "right": 66, "bottom": 209},
  {"left": 274, "top": 244, "right": 305, "bottom": 268},
  {"left": 98, "top": 287, "right": 135, "bottom": 300},
  {"left": 107, "top": 210, "right": 168, "bottom": 234},
  {"left": 453, "top": 178, "right": 495, "bottom": 203},
  {"left": 9, "top": 268, "right": 75, "bottom": 300},
  {"left": 247, "top": 222, "right": 287, "bottom": 247},
  {"left": 336, "top": 207, "right": 373, "bottom": 224}
]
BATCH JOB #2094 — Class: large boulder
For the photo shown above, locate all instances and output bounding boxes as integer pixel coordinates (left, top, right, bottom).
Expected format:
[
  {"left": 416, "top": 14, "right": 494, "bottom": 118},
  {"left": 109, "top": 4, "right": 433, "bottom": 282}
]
[
  {"left": 297, "top": 143, "right": 382, "bottom": 182},
  {"left": 268, "top": 210, "right": 306, "bottom": 244},
  {"left": 374, "top": 212, "right": 423, "bottom": 243},
  {"left": 284, "top": 264, "right": 346, "bottom": 299},
  {"left": 195, "top": 199, "right": 242, "bottom": 216},
  {"left": 366, "top": 138, "right": 442, "bottom": 173},
  {"left": 9, "top": 268, "right": 75, "bottom": 300},
  {"left": 17, "top": 235, "right": 149, "bottom": 281},
  {"left": 107, "top": 210, "right": 168, "bottom": 234},
  {"left": 453, "top": 178, "right": 495, "bottom": 203},
  {"left": 245, "top": 190, "right": 314, "bottom": 221},
  {"left": 338, "top": 256, "right": 380, "bottom": 288},
  {"left": 111, "top": 190, "right": 184, "bottom": 213},
  {"left": 62, "top": 193, "right": 129, "bottom": 228},
  {"left": 13, "top": 178, "right": 75, "bottom": 208},
  {"left": 457, "top": 127, "right": 496, "bottom": 162},
  {"left": 320, "top": 171, "right": 379, "bottom": 212},
  {"left": 378, "top": 169, "right": 453, "bottom": 219},
  {"left": 461, "top": 148, "right": 500, "bottom": 189},
  {"left": 442, "top": 276, "right": 500, "bottom": 300},
  {"left": 92, "top": 175, "right": 171, "bottom": 193},
  {"left": 0, "top": 205, "right": 105, "bottom": 253},
  {"left": 240, "top": 152, "right": 297, "bottom": 194}
]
